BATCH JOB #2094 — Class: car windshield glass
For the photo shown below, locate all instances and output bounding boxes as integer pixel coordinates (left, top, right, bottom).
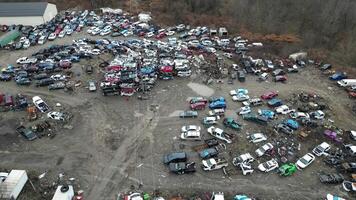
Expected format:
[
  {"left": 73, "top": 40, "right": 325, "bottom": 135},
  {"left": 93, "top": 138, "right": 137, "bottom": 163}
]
[
  {"left": 263, "top": 163, "right": 270, "bottom": 168},
  {"left": 300, "top": 158, "right": 309, "bottom": 164}
]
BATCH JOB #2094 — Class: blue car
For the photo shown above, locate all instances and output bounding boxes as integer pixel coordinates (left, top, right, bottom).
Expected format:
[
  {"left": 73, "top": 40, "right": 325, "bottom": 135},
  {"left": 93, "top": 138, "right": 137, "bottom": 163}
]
[
  {"left": 68, "top": 56, "right": 80, "bottom": 63},
  {"left": 141, "top": 67, "right": 155, "bottom": 75},
  {"left": 258, "top": 109, "right": 275, "bottom": 119},
  {"left": 209, "top": 96, "right": 225, "bottom": 103},
  {"left": 199, "top": 148, "right": 218, "bottom": 159},
  {"left": 267, "top": 98, "right": 283, "bottom": 107},
  {"left": 329, "top": 72, "right": 347, "bottom": 81},
  {"left": 209, "top": 101, "right": 226, "bottom": 109},
  {"left": 283, "top": 119, "right": 299, "bottom": 130}
]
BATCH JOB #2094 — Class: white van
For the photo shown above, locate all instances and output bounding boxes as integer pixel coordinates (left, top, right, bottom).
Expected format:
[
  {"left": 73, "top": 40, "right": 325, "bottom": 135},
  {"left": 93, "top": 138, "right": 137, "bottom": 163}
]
[{"left": 337, "top": 79, "right": 356, "bottom": 87}]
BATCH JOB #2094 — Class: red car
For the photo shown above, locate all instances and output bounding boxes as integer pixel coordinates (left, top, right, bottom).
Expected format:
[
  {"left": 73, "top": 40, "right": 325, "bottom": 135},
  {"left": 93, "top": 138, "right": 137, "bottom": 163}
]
[
  {"left": 155, "top": 32, "right": 166, "bottom": 39},
  {"left": 261, "top": 91, "right": 278, "bottom": 100},
  {"left": 160, "top": 66, "right": 173, "bottom": 73},
  {"left": 349, "top": 91, "right": 356, "bottom": 98},
  {"left": 274, "top": 75, "right": 287, "bottom": 82},
  {"left": 190, "top": 102, "right": 206, "bottom": 110},
  {"left": 59, "top": 60, "right": 72, "bottom": 69}
]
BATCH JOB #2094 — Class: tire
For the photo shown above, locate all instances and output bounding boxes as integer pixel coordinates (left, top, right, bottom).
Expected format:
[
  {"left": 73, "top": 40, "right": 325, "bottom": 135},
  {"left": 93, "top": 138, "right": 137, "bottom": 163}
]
[{"left": 60, "top": 185, "right": 69, "bottom": 192}]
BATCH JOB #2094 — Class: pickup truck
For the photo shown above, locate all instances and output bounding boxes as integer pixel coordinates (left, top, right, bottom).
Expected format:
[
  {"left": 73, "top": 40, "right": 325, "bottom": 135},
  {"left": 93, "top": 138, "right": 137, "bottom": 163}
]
[
  {"left": 32, "top": 96, "right": 49, "bottom": 112},
  {"left": 202, "top": 158, "right": 228, "bottom": 171},
  {"left": 207, "top": 126, "right": 233, "bottom": 143}
]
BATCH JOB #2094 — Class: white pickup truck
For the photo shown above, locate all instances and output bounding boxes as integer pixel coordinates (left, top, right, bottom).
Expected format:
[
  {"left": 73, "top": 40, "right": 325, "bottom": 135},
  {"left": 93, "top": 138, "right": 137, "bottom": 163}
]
[
  {"left": 202, "top": 158, "right": 228, "bottom": 171},
  {"left": 32, "top": 96, "right": 50, "bottom": 113}
]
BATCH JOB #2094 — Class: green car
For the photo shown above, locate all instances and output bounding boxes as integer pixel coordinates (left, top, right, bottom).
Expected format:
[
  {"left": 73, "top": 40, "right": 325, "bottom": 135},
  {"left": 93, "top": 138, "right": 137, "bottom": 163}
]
[
  {"left": 223, "top": 117, "right": 241, "bottom": 130},
  {"left": 242, "top": 114, "right": 268, "bottom": 125},
  {"left": 278, "top": 163, "right": 297, "bottom": 176}
]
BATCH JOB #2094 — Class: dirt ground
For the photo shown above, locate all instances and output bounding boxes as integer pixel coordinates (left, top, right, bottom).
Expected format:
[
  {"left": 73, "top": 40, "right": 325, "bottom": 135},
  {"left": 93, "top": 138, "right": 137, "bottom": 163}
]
[{"left": 0, "top": 33, "right": 356, "bottom": 200}]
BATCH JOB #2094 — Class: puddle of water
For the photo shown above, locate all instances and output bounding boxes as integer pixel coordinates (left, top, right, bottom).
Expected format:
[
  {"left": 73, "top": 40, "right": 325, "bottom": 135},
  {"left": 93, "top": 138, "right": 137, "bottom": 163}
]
[{"left": 187, "top": 82, "right": 214, "bottom": 97}]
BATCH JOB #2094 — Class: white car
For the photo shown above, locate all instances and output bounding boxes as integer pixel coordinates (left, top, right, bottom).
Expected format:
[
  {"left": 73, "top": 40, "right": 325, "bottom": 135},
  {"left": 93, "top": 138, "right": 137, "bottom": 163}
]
[
  {"left": 100, "top": 29, "right": 111, "bottom": 36},
  {"left": 232, "top": 153, "right": 255, "bottom": 165},
  {"left": 50, "top": 74, "right": 66, "bottom": 81},
  {"left": 66, "top": 29, "right": 73, "bottom": 35},
  {"left": 202, "top": 116, "right": 220, "bottom": 125},
  {"left": 146, "top": 32, "right": 154, "bottom": 38},
  {"left": 312, "top": 142, "right": 330, "bottom": 156},
  {"left": 310, "top": 110, "right": 325, "bottom": 119},
  {"left": 181, "top": 125, "right": 201, "bottom": 133},
  {"left": 32, "top": 96, "right": 49, "bottom": 113},
  {"left": 295, "top": 153, "right": 315, "bottom": 169},
  {"left": 258, "top": 159, "right": 279, "bottom": 172},
  {"left": 16, "top": 57, "right": 37, "bottom": 64},
  {"left": 201, "top": 40, "right": 213, "bottom": 46},
  {"left": 48, "top": 33, "right": 57, "bottom": 40},
  {"left": 180, "top": 131, "right": 201, "bottom": 140},
  {"left": 19, "top": 37, "right": 27, "bottom": 43},
  {"left": 232, "top": 94, "right": 250, "bottom": 102},
  {"left": 16, "top": 57, "right": 28, "bottom": 64},
  {"left": 22, "top": 40, "right": 30, "bottom": 49},
  {"left": 177, "top": 70, "right": 191, "bottom": 77},
  {"left": 166, "top": 31, "right": 175, "bottom": 36},
  {"left": 240, "top": 163, "right": 254, "bottom": 175},
  {"left": 255, "top": 143, "right": 274, "bottom": 157},
  {"left": 208, "top": 109, "right": 225, "bottom": 116},
  {"left": 207, "top": 126, "right": 232, "bottom": 143},
  {"left": 238, "top": 106, "right": 251, "bottom": 115},
  {"left": 58, "top": 31, "right": 66, "bottom": 38},
  {"left": 90, "top": 49, "right": 101, "bottom": 55},
  {"left": 88, "top": 81, "right": 97, "bottom": 92},
  {"left": 290, "top": 112, "right": 310, "bottom": 119},
  {"left": 230, "top": 88, "right": 248, "bottom": 96},
  {"left": 342, "top": 181, "right": 356, "bottom": 192},
  {"left": 275, "top": 105, "right": 295, "bottom": 114},
  {"left": 38, "top": 36, "right": 46, "bottom": 44},
  {"left": 349, "top": 130, "right": 356, "bottom": 141},
  {"left": 47, "top": 111, "right": 65, "bottom": 121},
  {"left": 206, "top": 47, "right": 216, "bottom": 53},
  {"left": 248, "top": 133, "right": 267, "bottom": 143}
]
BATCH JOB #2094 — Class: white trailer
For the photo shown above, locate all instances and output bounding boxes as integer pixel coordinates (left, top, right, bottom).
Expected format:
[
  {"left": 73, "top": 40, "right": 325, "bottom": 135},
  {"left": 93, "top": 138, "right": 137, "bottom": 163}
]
[{"left": 0, "top": 170, "right": 28, "bottom": 200}]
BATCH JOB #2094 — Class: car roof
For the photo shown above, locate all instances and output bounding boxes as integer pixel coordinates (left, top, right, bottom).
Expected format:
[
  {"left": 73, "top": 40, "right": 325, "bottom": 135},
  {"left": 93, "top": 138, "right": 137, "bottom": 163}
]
[{"left": 185, "top": 131, "right": 200, "bottom": 136}]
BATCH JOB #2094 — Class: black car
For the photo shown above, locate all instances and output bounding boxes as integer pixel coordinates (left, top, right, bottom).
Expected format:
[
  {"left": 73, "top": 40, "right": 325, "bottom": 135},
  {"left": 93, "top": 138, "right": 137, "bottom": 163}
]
[
  {"left": 319, "top": 173, "right": 344, "bottom": 184},
  {"left": 16, "top": 78, "right": 31, "bottom": 85},
  {"left": 275, "top": 123, "right": 294, "bottom": 135},
  {"left": 35, "top": 78, "right": 54, "bottom": 87},
  {"left": 16, "top": 125, "right": 37, "bottom": 141},
  {"left": 85, "top": 65, "right": 94, "bottom": 74},
  {"left": 33, "top": 73, "right": 48, "bottom": 80},
  {"left": 163, "top": 152, "right": 187, "bottom": 164},
  {"left": 238, "top": 71, "right": 246, "bottom": 82},
  {"left": 168, "top": 162, "right": 196, "bottom": 174},
  {"left": 337, "top": 162, "right": 356, "bottom": 173}
]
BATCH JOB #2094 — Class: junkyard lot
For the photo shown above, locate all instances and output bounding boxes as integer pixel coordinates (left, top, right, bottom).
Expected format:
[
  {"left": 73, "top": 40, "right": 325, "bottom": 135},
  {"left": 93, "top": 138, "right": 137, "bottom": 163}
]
[{"left": 0, "top": 34, "right": 356, "bottom": 200}]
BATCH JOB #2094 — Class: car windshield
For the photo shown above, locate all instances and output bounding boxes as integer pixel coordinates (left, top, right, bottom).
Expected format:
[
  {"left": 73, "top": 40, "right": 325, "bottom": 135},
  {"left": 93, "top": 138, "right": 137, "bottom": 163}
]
[
  {"left": 300, "top": 158, "right": 310, "bottom": 165},
  {"left": 263, "top": 162, "right": 270, "bottom": 169}
]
